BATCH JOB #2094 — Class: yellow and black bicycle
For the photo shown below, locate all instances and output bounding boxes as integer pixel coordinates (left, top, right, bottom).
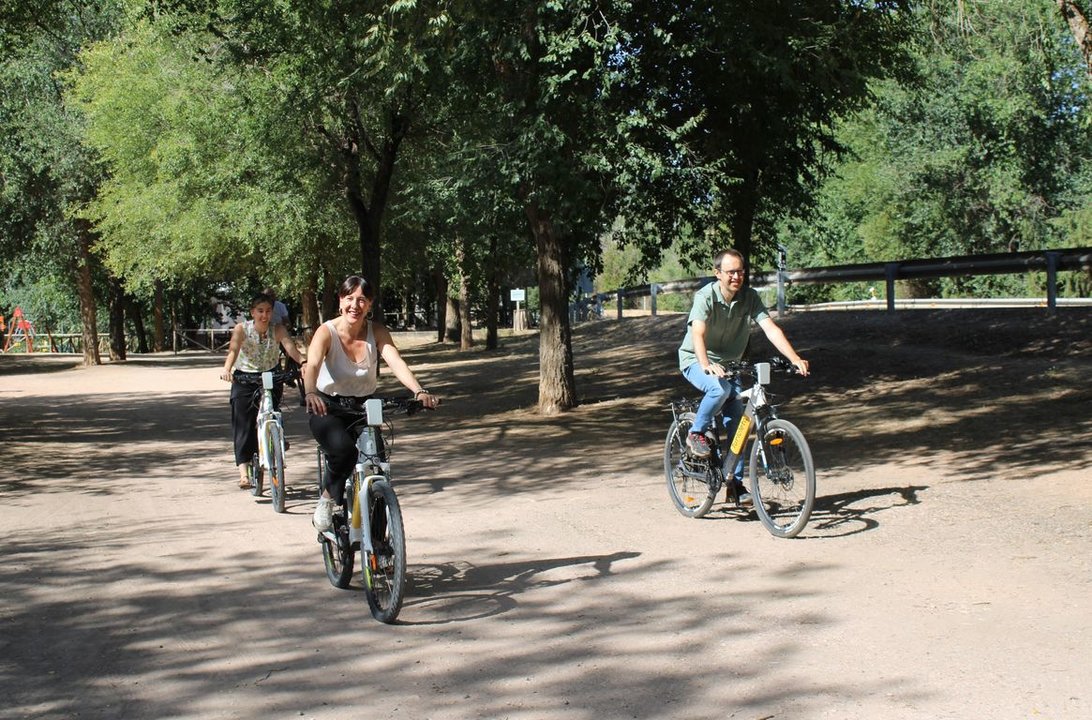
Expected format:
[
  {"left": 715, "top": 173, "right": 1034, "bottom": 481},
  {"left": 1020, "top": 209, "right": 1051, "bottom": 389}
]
[{"left": 665, "top": 358, "right": 816, "bottom": 538}]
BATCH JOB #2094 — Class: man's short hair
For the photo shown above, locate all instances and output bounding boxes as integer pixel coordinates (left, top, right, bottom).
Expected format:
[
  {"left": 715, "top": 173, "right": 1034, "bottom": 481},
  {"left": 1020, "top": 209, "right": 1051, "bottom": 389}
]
[{"left": 713, "top": 249, "right": 744, "bottom": 270}]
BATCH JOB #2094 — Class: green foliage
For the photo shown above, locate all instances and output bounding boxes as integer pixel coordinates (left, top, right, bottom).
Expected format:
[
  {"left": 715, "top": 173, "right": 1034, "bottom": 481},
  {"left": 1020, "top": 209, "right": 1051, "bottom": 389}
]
[{"left": 783, "top": 0, "right": 1092, "bottom": 299}]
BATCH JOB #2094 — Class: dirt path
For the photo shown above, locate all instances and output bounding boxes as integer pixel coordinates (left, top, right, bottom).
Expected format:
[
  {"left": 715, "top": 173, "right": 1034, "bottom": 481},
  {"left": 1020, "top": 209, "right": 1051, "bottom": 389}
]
[{"left": 1, "top": 308, "right": 1090, "bottom": 719}]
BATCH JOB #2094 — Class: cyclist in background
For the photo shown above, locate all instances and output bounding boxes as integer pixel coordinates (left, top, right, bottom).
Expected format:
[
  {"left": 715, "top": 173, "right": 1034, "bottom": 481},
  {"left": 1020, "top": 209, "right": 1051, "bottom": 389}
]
[
  {"left": 221, "top": 293, "right": 306, "bottom": 488},
  {"left": 302, "top": 275, "right": 440, "bottom": 531},
  {"left": 678, "top": 249, "right": 810, "bottom": 503}
]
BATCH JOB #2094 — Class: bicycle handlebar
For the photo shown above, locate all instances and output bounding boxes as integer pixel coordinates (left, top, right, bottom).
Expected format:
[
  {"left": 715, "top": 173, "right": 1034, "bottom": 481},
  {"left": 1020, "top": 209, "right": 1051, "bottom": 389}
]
[
  {"left": 232, "top": 367, "right": 302, "bottom": 386},
  {"left": 317, "top": 394, "right": 430, "bottom": 417},
  {"left": 707, "top": 357, "right": 804, "bottom": 378}
]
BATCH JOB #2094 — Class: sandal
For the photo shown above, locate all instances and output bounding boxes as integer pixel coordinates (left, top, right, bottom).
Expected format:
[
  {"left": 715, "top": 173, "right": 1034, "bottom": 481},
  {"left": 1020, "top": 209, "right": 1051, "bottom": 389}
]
[{"left": 239, "top": 476, "right": 253, "bottom": 489}]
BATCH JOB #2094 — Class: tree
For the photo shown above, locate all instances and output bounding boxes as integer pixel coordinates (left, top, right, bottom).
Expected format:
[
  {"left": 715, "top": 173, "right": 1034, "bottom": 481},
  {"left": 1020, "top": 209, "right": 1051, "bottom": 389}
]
[
  {"left": 1059, "top": 0, "right": 1092, "bottom": 79},
  {"left": 785, "top": 0, "right": 1092, "bottom": 299},
  {"left": 0, "top": 0, "right": 123, "bottom": 364}
]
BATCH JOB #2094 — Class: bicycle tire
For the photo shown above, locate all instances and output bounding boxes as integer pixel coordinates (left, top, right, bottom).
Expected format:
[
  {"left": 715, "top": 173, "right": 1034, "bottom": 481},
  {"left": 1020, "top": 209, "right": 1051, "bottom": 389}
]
[
  {"left": 321, "top": 509, "right": 354, "bottom": 588},
  {"left": 664, "top": 412, "right": 717, "bottom": 518},
  {"left": 749, "top": 419, "right": 816, "bottom": 538},
  {"left": 269, "top": 424, "right": 286, "bottom": 513},
  {"left": 363, "top": 480, "right": 406, "bottom": 623},
  {"left": 249, "top": 452, "right": 263, "bottom": 497}
]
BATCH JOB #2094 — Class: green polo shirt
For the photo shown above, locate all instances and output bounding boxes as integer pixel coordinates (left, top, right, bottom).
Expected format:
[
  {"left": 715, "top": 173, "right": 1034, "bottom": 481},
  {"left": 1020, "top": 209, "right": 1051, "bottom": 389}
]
[{"left": 678, "top": 283, "right": 769, "bottom": 371}]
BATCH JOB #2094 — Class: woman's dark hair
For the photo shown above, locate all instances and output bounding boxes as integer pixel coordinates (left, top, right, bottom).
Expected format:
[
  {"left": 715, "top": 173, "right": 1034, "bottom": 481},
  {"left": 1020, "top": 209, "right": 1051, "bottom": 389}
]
[
  {"left": 338, "top": 275, "right": 374, "bottom": 300},
  {"left": 250, "top": 293, "right": 274, "bottom": 309}
]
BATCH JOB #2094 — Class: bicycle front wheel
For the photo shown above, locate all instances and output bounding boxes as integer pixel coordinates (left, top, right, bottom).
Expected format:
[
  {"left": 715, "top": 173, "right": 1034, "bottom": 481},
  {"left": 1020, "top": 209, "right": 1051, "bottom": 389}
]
[
  {"left": 664, "top": 412, "right": 717, "bottom": 518},
  {"left": 363, "top": 480, "right": 406, "bottom": 624},
  {"left": 749, "top": 419, "right": 816, "bottom": 538},
  {"left": 268, "top": 425, "right": 286, "bottom": 513}
]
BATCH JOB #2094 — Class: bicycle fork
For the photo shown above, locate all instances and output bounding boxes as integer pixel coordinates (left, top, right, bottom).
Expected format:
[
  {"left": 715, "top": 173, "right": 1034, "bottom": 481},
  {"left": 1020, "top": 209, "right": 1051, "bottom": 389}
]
[{"left": 349, "top": 468, "right": 390, "bottom": 555}]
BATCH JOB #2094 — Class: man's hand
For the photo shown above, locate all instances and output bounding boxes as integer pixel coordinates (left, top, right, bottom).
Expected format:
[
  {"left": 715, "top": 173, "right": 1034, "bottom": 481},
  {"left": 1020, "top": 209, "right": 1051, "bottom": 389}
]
[{"left": 703, "top": 362, "right": 726, "bottom": 378}]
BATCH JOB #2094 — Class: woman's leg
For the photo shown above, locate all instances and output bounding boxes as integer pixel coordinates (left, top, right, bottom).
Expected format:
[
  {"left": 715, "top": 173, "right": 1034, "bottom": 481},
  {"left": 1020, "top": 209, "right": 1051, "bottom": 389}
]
[
  {"left": 308, "top": 411, "right": 356, "bottom": 506},
  {"left": 230, "top": 382, "right": 258, "bottom": 484}
]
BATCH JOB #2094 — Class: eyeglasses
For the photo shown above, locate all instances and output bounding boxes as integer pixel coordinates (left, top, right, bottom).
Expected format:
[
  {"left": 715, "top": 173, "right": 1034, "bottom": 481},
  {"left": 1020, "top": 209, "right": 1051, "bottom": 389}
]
[{"left": 717, "top": 268, "right": 745, "bottom": 277}]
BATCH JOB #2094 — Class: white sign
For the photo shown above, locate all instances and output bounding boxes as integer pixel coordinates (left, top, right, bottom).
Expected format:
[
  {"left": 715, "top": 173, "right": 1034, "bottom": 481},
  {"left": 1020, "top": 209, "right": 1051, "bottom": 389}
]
[{"left": 509, "top": 289, "right": 526, "bottom": 302}]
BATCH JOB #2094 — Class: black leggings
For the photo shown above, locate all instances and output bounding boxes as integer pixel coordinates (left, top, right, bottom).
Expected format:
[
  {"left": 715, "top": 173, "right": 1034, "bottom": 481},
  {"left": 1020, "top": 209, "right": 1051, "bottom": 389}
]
[
  {"left": 309, "top": 396, "right": 386, "bottom": 505},
  {"left": 230, "top": 376, "right": 283, "bottom": 465}
]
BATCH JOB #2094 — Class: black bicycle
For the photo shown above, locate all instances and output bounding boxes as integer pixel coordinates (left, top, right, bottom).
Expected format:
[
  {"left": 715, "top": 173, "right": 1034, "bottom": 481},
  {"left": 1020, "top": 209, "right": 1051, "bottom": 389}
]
[
  {"left": 664, "top": 358, "right": 816, "bottom": 538},
  {"left": 316, "top": 396, "right": 425, "bottom": 623}
]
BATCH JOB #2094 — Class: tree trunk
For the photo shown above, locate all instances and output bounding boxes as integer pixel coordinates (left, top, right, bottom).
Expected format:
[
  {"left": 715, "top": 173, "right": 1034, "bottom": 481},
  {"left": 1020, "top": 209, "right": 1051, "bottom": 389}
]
[
  {"left": 486, "top": 236, "right": 500, "bottom": 350},
  {"left": 1059, "top": 1, "right": 1092, "bottom": 80},
  {"left": 152, "top": 280, "right": 165, "bottom": 352},
  {"left": 75, "top": 224, "right": 100, "bottom": 366},
  {"left": 128, "top": 295, "right": 149, "bottom": 354},
  {"left": 107, "top": 276, "right": 126, "bottom": 362},
  {"left": 445, "top": 296, "right": 460, "bottom": 343},
  {"left": 433, "top": 265, "right": 448, "bottom": 344},
  {"left": 457, "top": 241, "right": 473, "bottom": 350},
  {"left": 300, "top": 277, "right": 320, "bottom": 344},
  {"left": 728, "top": 167, "right": 760, "bottom": 267},
  {"left": 526, "top": 202, "right": 576, "bottom": 415},
  {"left": 342, "top": 103, "right": 408, "bottom": 320}
]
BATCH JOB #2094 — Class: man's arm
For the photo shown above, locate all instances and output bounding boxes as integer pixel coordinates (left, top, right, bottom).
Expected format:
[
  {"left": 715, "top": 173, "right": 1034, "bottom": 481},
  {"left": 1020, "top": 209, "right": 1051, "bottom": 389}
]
[
  {"left": 757, "top": 317, "right": 809, "bottom": 375},
  {"left": 692, "top": 319, "right": 730, "bottom": 378}
]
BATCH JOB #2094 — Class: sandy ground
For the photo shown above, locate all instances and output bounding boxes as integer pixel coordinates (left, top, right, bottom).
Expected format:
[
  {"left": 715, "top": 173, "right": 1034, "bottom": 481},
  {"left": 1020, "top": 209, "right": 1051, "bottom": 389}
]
[{"left": 1, "top": 307, "right": 1090, "bottom": 720}]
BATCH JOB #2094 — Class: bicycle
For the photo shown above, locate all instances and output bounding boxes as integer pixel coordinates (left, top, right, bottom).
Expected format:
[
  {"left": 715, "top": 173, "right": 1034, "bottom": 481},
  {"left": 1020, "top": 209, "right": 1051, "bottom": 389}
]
[
  {"left": 664, "top": 358, "right": 816, "bottom": 538},
  {"left": 235, "top": 366, "right": 302, "bottom": 514},
  {"left": 316, "top": 395, "right": 424, "bottom": 624}
]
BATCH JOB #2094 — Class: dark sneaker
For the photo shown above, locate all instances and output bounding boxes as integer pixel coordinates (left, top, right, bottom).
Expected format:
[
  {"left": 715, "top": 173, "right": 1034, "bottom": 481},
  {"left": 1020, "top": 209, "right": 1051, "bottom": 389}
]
[
  {"left": 733, "top": 481, "right": 753, "bottom": 506},
  {"left": 686, "top": 432, "right": 712, "bottom": 459}
]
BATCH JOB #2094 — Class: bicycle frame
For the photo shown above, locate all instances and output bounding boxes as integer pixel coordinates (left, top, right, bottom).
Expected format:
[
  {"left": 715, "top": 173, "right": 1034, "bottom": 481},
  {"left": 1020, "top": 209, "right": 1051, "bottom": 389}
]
[
  {"left": 255, "top": 371, "right": 285, "bottom": 474},
  {"left": 671, "top": 362, "right": 777, "bottom": 487},
  {"left": 348, "top": 399, "right": 389, "bottom": 558}
]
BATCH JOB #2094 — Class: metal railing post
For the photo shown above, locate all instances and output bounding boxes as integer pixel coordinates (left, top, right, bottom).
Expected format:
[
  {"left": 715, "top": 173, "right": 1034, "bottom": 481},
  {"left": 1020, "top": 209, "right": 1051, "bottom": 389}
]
[
  {"left": 650, "top": 284, "right": 659, "bottom": 316},
  {"left": 885, "top": 263, "right": 899, "bottom": 312},
  {"left": 1045, "top": 251, "right": 1059, "bottom": 313},
  {"left": 616, "top": 290, "right": 624, "bottom": 320},
  {"left": 777, "top": 244, "right": 788, "bottom": 315}
]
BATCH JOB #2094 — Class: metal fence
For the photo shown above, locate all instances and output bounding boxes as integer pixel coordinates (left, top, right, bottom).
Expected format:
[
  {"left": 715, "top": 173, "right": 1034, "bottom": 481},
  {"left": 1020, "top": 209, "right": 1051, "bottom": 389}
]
[{"left": 581, "top": 246, "right": 1092, "bottom": 318}]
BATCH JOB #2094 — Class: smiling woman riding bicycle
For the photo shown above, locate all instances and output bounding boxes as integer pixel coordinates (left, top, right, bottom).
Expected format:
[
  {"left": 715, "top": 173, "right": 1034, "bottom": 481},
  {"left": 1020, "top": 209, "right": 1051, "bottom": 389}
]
[{"left": 302, "top": 276, "right": 441, "bottom": 532}]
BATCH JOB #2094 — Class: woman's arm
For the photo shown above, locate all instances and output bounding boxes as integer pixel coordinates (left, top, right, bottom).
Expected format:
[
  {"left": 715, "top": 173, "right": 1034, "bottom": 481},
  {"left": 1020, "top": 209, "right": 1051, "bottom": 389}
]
[
  {"left": 303, "top": 325, "right": 332, "bottom": 416},
  {"left": 374, "top": 323, "right": 440, "bottom": 408},
  {"left": 275, "top": 324, "right": 305, "bottom": 366},
  {"left": 219, "top": 325, "right": 246, "bottom": 382}
]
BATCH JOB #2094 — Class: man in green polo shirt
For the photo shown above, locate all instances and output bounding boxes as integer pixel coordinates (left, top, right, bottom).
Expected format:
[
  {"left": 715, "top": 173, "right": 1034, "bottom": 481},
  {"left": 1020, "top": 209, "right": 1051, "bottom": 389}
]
[{"left": 678, "top": 249, "right": 810, "bottom": 502}]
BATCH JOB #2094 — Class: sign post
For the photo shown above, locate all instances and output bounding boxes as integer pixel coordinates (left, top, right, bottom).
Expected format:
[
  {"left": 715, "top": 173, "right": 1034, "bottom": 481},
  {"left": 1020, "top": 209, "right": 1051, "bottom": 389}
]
[{"left": 510, "top": 288, "right": 526, "bottom": 332}]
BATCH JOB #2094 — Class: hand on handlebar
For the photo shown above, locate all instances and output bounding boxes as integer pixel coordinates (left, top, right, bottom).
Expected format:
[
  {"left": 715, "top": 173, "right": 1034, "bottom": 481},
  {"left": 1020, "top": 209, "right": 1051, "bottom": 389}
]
[
  {"left": 304, "top": 391, "right": 327, "bottom": 417},
  {"left": 703, "top": 362, "right": 726, "bottom": 378}
]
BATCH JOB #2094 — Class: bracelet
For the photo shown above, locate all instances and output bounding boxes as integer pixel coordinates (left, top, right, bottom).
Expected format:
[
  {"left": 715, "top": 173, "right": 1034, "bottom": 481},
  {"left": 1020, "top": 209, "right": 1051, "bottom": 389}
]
[
  {"left": 414, "top": 389, "right": 429, "bottom": 398},
  {"left": 305, "top": 391, "right": 319, "bottom": 398}
]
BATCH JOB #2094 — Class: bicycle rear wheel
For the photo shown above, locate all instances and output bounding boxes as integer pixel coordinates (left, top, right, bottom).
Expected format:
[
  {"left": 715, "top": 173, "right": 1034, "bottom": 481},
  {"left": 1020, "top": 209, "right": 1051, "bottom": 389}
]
[
  {"left": 249, "top": 452, "right": 263, "bottom": 497},
  {"left": 749, "top": 419, "right": 816, "bottom": 538},
  {"left": 363, "top": 480, "right": 406, "bottom": 623},
  {"left": 664, "top": 412, "right": 717, "bottom": 518},
  {"left": 268, "top": 425, "right": 286, "bottom": 513}
]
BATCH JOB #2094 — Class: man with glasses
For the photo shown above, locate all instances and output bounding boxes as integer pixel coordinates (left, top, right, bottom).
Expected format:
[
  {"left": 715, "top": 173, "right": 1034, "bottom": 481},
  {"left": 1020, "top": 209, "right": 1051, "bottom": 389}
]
[{"left": 677, "top": 249, "right": 810, "bottom": 504}]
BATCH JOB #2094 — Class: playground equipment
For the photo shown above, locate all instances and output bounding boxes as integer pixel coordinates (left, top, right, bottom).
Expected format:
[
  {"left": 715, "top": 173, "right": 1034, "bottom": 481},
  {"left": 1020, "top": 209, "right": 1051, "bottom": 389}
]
[{"left": 1, "top": 307, "right": 36, "bottom": 352}]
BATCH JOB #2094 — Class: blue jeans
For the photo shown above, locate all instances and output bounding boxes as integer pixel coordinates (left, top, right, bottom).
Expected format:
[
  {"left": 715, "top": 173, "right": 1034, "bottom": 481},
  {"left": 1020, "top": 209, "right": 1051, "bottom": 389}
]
[{"left": 682, "top": 363, "right": 745, "bottom": 482}]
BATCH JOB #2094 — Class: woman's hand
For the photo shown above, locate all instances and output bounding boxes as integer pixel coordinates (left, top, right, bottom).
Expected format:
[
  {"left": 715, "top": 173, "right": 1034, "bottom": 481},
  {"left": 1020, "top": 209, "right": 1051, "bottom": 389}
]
[
  {"left": 219, "top": 369, "right": 232, "bottom": 382},
  {"left": 416, "top": 390, "right": 441, "bottom": 409},
  {"left": 304, "top": 391, "right": 327, "bottom": 416}
]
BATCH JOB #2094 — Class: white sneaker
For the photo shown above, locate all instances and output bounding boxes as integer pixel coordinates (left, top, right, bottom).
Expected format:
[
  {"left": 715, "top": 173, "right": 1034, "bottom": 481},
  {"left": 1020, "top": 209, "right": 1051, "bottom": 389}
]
[{"left": 313, "top": 497, "right": 334, "bottom": 531}]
